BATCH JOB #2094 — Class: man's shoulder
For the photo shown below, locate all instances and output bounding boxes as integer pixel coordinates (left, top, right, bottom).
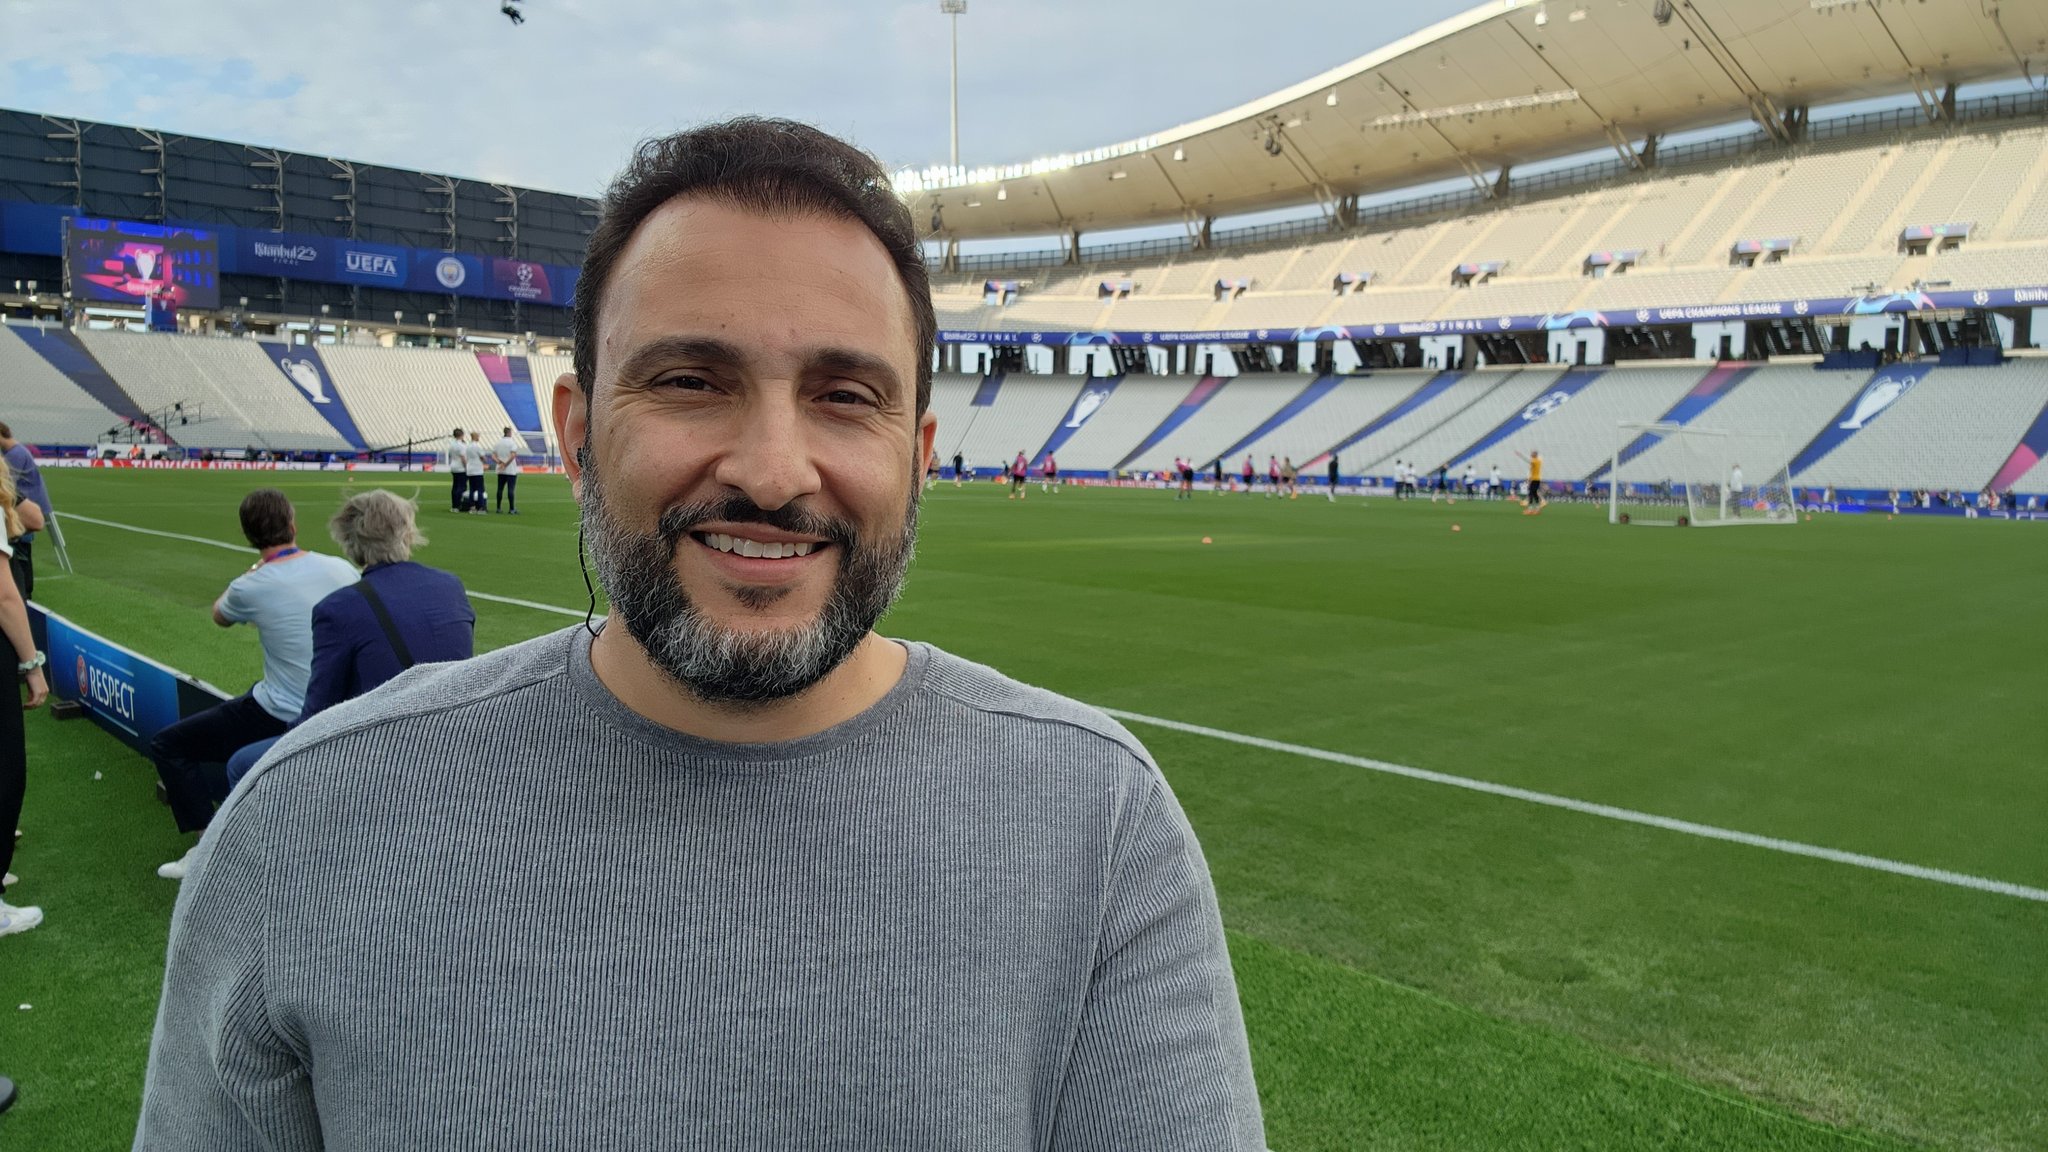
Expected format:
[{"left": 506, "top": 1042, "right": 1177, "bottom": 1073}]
[
  {"left": 912, "top": 642, "right": 1159, "bottom": 776},
  {"left": 262, "top": 627, "right": 575, "bottom": 761}
]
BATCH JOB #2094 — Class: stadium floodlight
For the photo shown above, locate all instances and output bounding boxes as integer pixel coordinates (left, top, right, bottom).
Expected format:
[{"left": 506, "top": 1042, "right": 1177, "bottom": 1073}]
[
  {"left": 1326, "top": 91, "right": 1339, "bottom": 107},
  {"left": 995, "top": 185, "right": 1006, "bottom": 200},
  {"left": 940, "top": 0, "right": 967, "bottom": 169},
  {"left": 1534, "top": 4, "right": 1549, "bottom": 26},
  {"left": 1608, "top": 423, "right": 1795, "bottom": 527},
  {"left": 1172, "top": 146, "right": 1185, "bottom": 161}
]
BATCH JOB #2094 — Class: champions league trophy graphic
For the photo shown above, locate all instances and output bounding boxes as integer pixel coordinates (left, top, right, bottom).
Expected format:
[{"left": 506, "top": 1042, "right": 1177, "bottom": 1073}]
[
  {"left": 1839, "top": 375, "right": 1912, "bottom": 430},
  {"left": 132, "top": 247, "right": 158, "bottom": 286}
]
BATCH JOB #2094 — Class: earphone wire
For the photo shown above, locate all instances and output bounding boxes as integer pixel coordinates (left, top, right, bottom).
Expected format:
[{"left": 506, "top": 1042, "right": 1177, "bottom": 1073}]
[{"left": 577, "top": 523, "right": 601, "bottom": 638}]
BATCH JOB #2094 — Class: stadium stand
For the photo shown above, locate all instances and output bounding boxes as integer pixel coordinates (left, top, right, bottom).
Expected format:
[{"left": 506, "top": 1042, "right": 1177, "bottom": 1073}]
[
  {"left": 1797, "top": 363, "right": 2048, "bottom": 493},
  {"left": 949, "top": 374, "right": 1087, "bottom": 470},
  {"left": 78, "top": 330, "right": 352, "bottom": 453},
  {"left": 319, "top": 345, "right": 508, "bottom": 454},
  {"left": 1122, "top": 375, "right": 1307, "bottom": 472},
  {"left": 925, "top": 117, "right": 2048, "bottom": 344},
  {"left": 1229, "top": 373, "right": 1421, "bottom": 471},
  {"left": 1475, "top": 366, "right": 1715, "bottom": 481},
  {"left": 1371, "top": 369, "right": 1562, "bottom": 473},
  {"left": 0, "top": 324, "right": 131, "bottom": 447},
  {"left": 1047, "top": 376, "right": 1202, "bottom": 472},
  {"left": 1623, "top": 367, "right": 1873, "bottom": 489}
]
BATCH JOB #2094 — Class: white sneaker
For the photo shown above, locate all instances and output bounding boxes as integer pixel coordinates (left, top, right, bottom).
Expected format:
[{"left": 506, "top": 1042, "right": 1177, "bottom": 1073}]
[
  {"left": 1, "top": 872, "right": 15, "bottom": 887},
  {"left": 0, "top": 901, "right": 41, "bottom": 937},
  {"left": 157, "top": 847, "right": 198, "bottom": 880}
]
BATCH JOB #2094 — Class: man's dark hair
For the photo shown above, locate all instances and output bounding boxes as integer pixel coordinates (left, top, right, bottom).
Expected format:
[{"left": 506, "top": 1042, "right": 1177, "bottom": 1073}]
[
  {"left": 239, "top": 489, "right": 296, "bottom": 550},
  {"left": 574, "top": 117, "right": 935, "bottom": 415},
  {"left": 0, "top": 422, "right": 13, "bottom": 441}
]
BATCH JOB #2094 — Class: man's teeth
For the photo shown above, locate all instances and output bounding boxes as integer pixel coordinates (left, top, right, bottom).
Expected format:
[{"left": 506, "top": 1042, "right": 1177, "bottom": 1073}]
[{"left": 701, "top": 533, "right": 816, "bottom": 559}]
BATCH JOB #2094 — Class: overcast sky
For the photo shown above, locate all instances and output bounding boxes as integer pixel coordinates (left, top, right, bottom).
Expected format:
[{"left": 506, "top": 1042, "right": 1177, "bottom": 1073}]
[{"left": 0, "top": 0, "right": 1478, "bottom": 197}]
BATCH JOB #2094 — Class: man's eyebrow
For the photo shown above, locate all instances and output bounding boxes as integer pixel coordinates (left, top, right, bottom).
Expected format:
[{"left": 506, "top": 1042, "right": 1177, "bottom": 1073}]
[{"left": 611, "top": 336, "right": 748, "bottom": 383}]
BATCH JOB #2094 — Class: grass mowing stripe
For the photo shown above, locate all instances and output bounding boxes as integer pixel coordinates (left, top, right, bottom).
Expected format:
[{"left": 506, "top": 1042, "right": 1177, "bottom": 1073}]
[
  {"left": 58, "top": 511, "right": 585, "bottom": 618},
  {"left": 58, "top": 510, "right": 2045, "bottom": 906},
  {"left": 1105, "top": 707, "right": 2048, "bottom": 904}
]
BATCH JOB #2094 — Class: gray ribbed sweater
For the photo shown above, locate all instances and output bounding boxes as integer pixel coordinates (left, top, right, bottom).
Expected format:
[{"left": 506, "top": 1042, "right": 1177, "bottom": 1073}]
[{"left": 135, "top": 626, "right": 1264, "bottom": 1150}]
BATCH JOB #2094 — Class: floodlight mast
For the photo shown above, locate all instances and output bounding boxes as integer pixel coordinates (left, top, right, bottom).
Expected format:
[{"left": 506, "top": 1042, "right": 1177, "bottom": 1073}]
[{"left": 941, "top": 0, "right": 967, "bottom": 169}]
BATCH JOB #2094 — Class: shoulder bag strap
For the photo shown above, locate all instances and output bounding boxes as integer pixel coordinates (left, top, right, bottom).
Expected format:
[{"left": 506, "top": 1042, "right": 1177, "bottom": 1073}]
[{"left": 355, "top": 579, "right": 417, "bottom": 669}]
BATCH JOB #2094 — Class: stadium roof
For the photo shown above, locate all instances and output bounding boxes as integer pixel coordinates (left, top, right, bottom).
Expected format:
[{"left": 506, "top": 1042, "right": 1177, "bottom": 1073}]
[{"left": 897, "top": 0, "right": 2047, "bottom": 242}]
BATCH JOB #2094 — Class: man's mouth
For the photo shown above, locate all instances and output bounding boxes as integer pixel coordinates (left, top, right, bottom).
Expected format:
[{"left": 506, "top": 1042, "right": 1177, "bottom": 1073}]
[{"left": 689, "top": 531, "right": 829, "bottom": 560}]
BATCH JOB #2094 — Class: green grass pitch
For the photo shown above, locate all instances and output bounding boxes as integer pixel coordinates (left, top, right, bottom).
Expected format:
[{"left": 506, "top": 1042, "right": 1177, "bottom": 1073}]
[{"left": 2, "top": 469, "right": 2042, "bottom": 1150}]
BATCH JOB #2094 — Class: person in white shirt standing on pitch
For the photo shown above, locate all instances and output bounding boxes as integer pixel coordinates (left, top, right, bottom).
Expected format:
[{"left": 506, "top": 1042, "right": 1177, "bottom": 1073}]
[
  {"left": 1729, "top": 462, "right": 1744, "bottom": 518},
  {"left": 444, "top": 429, "right": 468, "bottom": 512},
  {"left": 493, "top": 426, "right": 524, "bottom": 515},
  {"left": 462, "top": 431, "right": 489, "bottom": 514}
]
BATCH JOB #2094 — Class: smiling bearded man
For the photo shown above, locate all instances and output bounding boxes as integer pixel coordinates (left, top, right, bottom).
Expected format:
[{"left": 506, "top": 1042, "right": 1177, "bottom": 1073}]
[{"left": 135, "top": 118, "right": 1264, "bottom": 1152}]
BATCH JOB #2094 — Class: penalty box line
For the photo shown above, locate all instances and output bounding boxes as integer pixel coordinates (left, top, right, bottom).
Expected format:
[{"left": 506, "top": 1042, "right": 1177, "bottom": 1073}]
[{"left": 57, "top": 512, "right": 2048, "bottom": 904}]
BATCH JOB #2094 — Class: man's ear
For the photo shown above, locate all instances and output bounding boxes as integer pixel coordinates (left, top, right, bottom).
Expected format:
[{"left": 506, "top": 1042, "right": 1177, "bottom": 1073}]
[
  {"left": 553, "top": 373, "right": 588, "bottom": 495},
  {"left": 915, "top": 408, "right": 938, "bottom": 477}
]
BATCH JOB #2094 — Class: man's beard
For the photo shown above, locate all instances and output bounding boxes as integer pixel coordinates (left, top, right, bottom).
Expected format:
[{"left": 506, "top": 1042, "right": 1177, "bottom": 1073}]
[{"left": 579, "top": 452, "right": 919, "bottom": 708}]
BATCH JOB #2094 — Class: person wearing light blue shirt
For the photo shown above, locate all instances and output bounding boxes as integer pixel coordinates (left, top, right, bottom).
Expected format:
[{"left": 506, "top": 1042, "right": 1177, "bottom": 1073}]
[{"left": 150, "top": 489, "right": 356, "bottom": 880}]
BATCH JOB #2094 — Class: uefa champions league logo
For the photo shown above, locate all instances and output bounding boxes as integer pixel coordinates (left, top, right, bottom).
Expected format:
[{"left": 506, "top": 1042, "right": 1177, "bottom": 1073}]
[
  {"left": 1974, "top": 290, "right": 1991, "bottom": 306},
  {"left": 517, "top": 263, "right": 535, "bottom": 289},
  {"left": 1636, "top": 309, "right": 1651, "bottom": 324},
  {"left": 1521, "top": 390, "right": 1573, "bottom": 421},
  {"left": 279, "top": 357, "right": 329, "bottom": 404},
  {"left": 435, "top": 257, "right": 467, "bottom": 289},
  {"left": 1373, "top": 324, "right": 1386, "bottom": 336}
]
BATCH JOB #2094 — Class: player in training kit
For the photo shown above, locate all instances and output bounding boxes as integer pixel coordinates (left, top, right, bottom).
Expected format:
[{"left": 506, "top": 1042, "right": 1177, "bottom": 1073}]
[
  {"left": 1178, "top": 458, "right": 1195, "bottom": 500},
  {"left": 952, "top": 451, "right": 965, "bottom": 488},
  {"left": 1212, "top": 459, "right": 1225, "bottom": 496},
  {"left": 1729, "top": 463, "right": 1744, "bottom": 517},
  {"left": 1461, "top": 464, "right": 1475, "bottom": 496},
  {"left": 1488, "top": 465, "right": 1503, "bottom": 500},
  {"left": 1281, "top": 457, "right": 1298, "bottom": 499},
  {"left": 1327, "top": 454, "right": 1340, "bottom": 502},
  {"left": 1009, "top": 451, "right": 1028, "bottom": 499},
  {"left": 1241, "top": 455, "right": 1255, "bottom": 495},
  {"left": 1516, "top": 449, "right": 1545, "bottom": 514},
  {"left": 1266, "top": 457, "right": 1280, "bottom": 499},
  {"left": 1042, "top": 454, "right": 1058, "bottom": 493}
]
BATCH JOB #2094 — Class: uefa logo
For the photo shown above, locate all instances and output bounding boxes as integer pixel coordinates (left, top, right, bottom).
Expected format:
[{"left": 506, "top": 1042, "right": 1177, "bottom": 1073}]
[
  {"left": 1794, "top": 300, "right": 1810, "bottom": 315},
  {"left": 1974, "top": 290, "right": 1991, "bottom": 306},
  {"left": 1635, "top": 309, "right": 1651, "bottom": 324},
  {"left": 435, "top": 256, "right": 467, "bottom": 289},
  {"left": 1373, "top": 324, "right": 1386, "bottom": 336}
]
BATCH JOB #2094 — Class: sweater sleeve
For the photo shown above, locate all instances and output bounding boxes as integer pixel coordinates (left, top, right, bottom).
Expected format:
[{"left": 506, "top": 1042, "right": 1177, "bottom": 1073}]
[
  {"left": 134, "top": 779, "right": 323, "bottom": 1151},
  {"left": 1050, "top": 778, "right": 1266, "bottom": 1151}
]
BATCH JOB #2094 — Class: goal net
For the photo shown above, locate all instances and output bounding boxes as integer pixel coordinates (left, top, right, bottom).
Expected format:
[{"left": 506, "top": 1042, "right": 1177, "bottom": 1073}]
[{"left": 1607, "top": 423, "right": 1795, "bottom": 527}]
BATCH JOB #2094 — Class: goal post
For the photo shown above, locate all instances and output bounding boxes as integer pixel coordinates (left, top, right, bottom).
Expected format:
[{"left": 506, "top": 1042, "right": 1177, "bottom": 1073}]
[{"left": 1608, "top": 422, "right": 1796, "bottom": 527}]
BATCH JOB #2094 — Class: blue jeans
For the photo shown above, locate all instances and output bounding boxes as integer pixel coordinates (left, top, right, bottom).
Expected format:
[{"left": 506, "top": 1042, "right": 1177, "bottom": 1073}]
[{"left": 225, "top": 735, "right": 284, "bottom": 790}]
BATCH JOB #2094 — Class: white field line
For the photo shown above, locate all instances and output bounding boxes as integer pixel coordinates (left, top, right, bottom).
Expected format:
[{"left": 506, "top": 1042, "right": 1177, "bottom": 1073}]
[
  {"left": 55, "top": 513, "right": 583, "bottom": 618},
  {"left": 57, "top": 512, "right": 2048, "bottom": 904}
]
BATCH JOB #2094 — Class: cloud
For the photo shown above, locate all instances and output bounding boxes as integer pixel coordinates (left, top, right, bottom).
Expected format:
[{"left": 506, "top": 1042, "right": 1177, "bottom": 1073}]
[{"left": 0, "top": 0, "right": 1470, "bottom": 197}]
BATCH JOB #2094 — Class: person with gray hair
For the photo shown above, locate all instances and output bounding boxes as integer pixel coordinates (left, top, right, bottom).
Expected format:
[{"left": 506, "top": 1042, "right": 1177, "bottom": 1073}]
[{"left": 220, "top": 489, "right": 475, "bottom": 787}]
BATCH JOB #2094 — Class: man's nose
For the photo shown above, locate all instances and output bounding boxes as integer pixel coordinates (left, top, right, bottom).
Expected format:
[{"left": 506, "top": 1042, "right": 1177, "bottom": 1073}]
[{"left": 711, "top": 391, "right": 821, "bottom": 511}]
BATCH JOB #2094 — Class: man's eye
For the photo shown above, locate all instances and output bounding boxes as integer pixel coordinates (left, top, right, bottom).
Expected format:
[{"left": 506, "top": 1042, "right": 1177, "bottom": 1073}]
[
  {"left": 654, "top": 374, "right": 714, "bottom": 392},
  {"left": 822, "top": 388, "right": 874, "bottom": 406}
]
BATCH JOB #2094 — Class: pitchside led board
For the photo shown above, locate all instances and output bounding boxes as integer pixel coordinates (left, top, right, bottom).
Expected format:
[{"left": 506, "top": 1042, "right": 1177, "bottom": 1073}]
[
  {"left": 31, "top": 605, "right": 229, "bottom": 756},
  {"left": 64, "top": 216, "right": 222, "bottom": 311}
]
